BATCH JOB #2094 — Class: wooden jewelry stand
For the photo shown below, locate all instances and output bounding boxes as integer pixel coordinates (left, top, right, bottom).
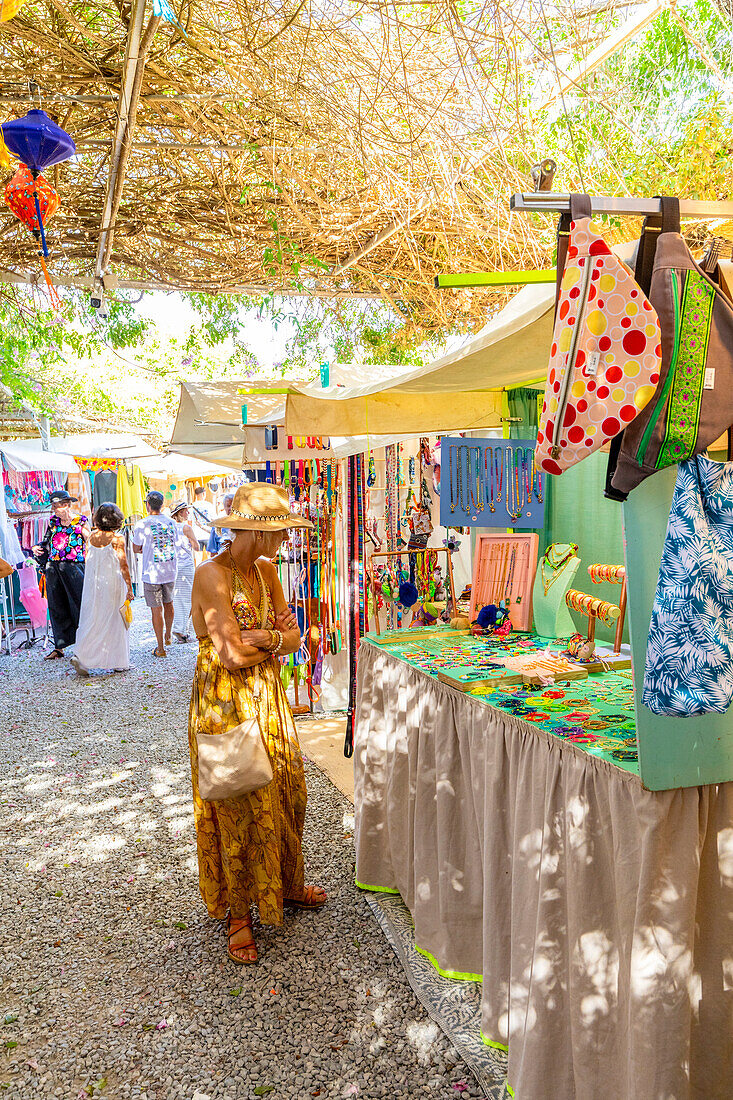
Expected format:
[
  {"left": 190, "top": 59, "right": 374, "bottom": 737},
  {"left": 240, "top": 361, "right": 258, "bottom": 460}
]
[
  {"left": 469, "top": 533, "right": 539, "bottom": 631},
  {"left": 367, "top": 546, "right": 458, "bottom": 636},
  {"left": 565, "top": 563, "right": 630, "bottom": 668}
]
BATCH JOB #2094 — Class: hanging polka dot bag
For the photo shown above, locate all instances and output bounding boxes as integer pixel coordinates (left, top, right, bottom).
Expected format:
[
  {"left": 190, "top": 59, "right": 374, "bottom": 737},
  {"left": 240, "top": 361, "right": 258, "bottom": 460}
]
[{"left": 536, "top": 196, "right": 662, "bottom": 476}]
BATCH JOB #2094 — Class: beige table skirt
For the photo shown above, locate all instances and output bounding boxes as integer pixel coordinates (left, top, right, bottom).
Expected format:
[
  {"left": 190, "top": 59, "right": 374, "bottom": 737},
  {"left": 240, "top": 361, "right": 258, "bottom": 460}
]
[{"left": 354, "top": 641, "right": 733, "bottom": 1100}]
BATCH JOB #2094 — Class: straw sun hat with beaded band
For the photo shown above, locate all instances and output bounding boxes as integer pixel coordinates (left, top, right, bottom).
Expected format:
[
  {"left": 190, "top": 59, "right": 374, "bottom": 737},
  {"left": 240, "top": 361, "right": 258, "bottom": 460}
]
[{"left": 212, "top": 483, "right": 313, "bottom": 531}]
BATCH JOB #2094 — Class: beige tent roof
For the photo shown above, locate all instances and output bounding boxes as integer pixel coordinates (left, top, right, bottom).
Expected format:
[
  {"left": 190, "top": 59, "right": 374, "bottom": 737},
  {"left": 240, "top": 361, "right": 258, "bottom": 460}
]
[
  {"left": 169, "top": 284, "right": 560, "bottom": 463},
  {"left": 169, "top": 363, "right": 421, "bottom": 466},
  {"left": 284, "top": 284, "right": 555, "bottom": 437}
]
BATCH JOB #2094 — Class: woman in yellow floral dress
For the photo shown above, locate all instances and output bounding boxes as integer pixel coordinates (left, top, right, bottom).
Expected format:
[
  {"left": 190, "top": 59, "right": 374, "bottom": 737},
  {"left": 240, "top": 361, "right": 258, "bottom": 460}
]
[{"left": 189, "top": 483, "right": 327, "bottom": 964}]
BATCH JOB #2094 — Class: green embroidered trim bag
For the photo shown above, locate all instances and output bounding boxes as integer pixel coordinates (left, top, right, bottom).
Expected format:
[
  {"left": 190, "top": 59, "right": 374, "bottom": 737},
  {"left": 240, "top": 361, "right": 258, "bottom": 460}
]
[{"left": 611, "top": 197, "right": 733, "bottom": 497}]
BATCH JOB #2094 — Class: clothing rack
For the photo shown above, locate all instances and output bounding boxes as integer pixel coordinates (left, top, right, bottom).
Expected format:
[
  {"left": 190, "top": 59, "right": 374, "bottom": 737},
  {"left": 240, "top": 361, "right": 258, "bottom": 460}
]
[
  {"left": 511, "top": 192, "right": 733, "bottom": 218},
  {"left": 0, "top": 574, "right": 34, "bottom": 657}
]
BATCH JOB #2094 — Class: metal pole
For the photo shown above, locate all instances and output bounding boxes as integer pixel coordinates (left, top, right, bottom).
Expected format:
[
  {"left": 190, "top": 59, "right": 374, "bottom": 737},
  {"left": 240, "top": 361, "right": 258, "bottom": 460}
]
[
  {"left": 0, "top": 576, "right": 13, "bottom": 657},
  {"left": 511, "top": 193, "right": 733, "bottom": 218},
  {"left": 39, "top": 416, "right": 50, "bottom": 450}
]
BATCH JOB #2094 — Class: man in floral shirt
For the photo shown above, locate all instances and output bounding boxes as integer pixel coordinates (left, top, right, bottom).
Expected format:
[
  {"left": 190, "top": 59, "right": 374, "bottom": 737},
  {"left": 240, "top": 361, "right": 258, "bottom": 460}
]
[{"left": 33, "top": 489, "right": 91, "bottom": 660}]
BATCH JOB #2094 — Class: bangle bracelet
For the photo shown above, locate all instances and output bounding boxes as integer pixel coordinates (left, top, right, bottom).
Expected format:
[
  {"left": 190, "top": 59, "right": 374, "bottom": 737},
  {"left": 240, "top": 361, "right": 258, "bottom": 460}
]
[{"left": 273, "top": 630, "right": 284, "bottom": 656}]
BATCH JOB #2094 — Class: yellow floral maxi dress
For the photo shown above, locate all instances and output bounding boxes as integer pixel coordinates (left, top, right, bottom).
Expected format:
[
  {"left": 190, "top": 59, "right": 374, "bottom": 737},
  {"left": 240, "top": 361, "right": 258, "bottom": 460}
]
[{"left": 188, "top": 568, "right": 307, "bottom": 925}]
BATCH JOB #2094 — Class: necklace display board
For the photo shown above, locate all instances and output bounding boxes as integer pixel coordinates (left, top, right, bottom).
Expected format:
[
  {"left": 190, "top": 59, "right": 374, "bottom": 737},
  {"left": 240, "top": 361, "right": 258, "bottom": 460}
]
[
  {"left": 468, "top": 532, "right": 539, "bottom": 631},
  {"left": 439, "top": 436, "right": 545, "bottom": 529}
]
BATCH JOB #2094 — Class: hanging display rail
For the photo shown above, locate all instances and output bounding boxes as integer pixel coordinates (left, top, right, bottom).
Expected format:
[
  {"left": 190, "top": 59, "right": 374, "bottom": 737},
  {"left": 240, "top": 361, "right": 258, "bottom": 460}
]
[
  {"left": 511, "top": 192, "right": 733, "bottom": 217},
  {"left": 513, "top": 189, "right": 733, "bottom": 790}
]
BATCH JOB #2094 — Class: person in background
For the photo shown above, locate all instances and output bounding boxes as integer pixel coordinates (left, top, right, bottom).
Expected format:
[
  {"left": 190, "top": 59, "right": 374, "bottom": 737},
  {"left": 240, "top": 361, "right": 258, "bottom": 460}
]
[
  {"left": 33, "top": 489, "right": 90, "bottom": 660},
  {"left": 170, "top": 500, "right": 199, "bottom": 643},
  {"left": 190, "top": 485, "right": 212, "bottom": 552},
  {"left": 206, "top": 492, "right": 234, "bottom": 555},
  {"left": 71, "top": 502, "right": 133, "bottom": 677},
  {"left": 132, "top": 490, "right": 178, "bottom": 658}
]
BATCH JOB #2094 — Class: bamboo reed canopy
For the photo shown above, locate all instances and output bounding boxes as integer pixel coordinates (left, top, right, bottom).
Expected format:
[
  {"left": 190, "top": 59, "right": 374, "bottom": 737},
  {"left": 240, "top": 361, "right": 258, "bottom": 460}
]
[{"left": 0, "top": 0, "right": 678, "bottom": 330}]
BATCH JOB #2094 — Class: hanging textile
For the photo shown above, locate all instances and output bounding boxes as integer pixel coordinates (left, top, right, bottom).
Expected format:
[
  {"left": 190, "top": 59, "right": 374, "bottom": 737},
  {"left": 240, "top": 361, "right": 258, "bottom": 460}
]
[
  {"left": 116, "top": 462, "right": 147, "bottom": 520},
  {"left": 92, "top": 468, "right": 118, "bottom": 510},
  {"left": 507, "top": 386, "right": 542, "bottom": 440},
  {"left": 2, "top": 467, "right": 63, "bottom": 511},
  {"left": 66, "top": 470, "right": 92, "bottom": 517},
  {"left": 0, "top": 469, "right": 23, "bottom": 565},
  {"left": 74, "top": 456, "right": 116, "bottom": 472}
]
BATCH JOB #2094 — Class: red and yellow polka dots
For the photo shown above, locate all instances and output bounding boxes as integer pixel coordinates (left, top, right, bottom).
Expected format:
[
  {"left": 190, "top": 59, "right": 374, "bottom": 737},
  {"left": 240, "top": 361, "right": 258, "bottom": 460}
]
[{"left": 536, "top": 217, "right": 662, "bottom": 476}]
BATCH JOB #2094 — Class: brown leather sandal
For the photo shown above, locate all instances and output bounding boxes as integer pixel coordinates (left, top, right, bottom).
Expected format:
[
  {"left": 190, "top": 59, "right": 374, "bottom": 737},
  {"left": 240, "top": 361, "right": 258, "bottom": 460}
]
[
  {"left": 285, "top": 884, "right": 327, "bottom": 910},
  {"left": 227, "top": 915, "right": 257, "bottom": 965}
]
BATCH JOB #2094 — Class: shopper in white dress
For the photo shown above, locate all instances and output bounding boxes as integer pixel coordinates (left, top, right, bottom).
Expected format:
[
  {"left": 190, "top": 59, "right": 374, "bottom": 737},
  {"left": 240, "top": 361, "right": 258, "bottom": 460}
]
[
  {"left": 71, "top": 503, "right": 133, "bottom": 676},
  {"left": 170, "top": 501, "right": 199, "bottom": 643}
]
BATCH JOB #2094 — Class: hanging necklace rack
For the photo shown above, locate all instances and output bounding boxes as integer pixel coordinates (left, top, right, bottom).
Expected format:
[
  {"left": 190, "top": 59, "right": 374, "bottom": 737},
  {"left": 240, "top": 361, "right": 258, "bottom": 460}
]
[{"left": 444, "top": 438, "right": 543, "bottom": 526}]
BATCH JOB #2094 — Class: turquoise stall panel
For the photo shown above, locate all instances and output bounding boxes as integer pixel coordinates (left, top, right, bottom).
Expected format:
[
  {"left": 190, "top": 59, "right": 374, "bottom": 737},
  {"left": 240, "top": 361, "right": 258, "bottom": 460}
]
[{"left": 623, "top": 466, "right": 733, "bottom": 790}]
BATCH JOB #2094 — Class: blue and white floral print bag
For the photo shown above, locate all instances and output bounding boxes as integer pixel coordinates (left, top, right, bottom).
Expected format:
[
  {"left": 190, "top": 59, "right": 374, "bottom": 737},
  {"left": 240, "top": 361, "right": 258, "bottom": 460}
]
[{"left": 643, "top": 455, "right": 733, "bottom": 716}]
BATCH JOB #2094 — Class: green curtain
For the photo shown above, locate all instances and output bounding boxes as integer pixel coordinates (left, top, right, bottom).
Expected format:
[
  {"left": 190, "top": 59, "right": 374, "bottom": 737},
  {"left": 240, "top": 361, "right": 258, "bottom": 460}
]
[
  {"left": 507, "top": 387, "right": 542, "bottom": 439},
  {"left": 540, "top": 449, "right": 627, "bottom": 644}
]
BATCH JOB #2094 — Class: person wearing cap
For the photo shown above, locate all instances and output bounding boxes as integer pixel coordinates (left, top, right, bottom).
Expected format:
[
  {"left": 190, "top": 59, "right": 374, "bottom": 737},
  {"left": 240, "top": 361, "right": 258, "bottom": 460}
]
[
  {"left": 132, "top": 491, "right": 179, "bottom": 658},
  {"left": 32, "top": 489, "right": 91, "bottom": 660},
  {"left": 189, "top": 483, "right": 327, "bottom": 965},
  {"left": 170, "top": 500, "right": 199, "bottom": 643}
]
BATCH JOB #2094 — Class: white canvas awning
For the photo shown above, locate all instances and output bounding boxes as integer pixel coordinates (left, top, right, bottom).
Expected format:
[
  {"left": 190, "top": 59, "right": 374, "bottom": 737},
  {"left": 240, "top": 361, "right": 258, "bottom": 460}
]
[
  {"left": 7, "top": 432, "right": 160, "bottom": 461},
  {"left": 0, "top": 441, "right": 79, "bottom": 474},
  {"left": 284, "top": 284, "right": 555, "bottom": 436},
  {"left": 138, "top": 453, "right": 234, "bottom": 481}
]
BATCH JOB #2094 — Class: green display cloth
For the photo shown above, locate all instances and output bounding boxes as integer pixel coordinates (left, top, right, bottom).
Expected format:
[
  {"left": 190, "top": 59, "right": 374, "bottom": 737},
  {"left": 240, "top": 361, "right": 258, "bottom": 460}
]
[{"left": 367, "top": 630, "right": 637, "bottom": 772}]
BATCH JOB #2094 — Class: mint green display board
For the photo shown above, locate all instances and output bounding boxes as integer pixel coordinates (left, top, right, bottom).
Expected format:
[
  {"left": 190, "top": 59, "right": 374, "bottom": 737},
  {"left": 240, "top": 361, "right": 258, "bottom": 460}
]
[
  {"left": 542, "top": 450, "right": 627, "bottom": 646},
  {"left": 623, "top": 467, "right": 733, "bottom": 790}
]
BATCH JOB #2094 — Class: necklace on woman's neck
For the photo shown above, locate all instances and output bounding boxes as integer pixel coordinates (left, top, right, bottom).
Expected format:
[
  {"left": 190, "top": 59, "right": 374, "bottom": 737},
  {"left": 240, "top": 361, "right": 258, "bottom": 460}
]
[{"left": 229, "top": 547, "right": 256, "bottom": 588}]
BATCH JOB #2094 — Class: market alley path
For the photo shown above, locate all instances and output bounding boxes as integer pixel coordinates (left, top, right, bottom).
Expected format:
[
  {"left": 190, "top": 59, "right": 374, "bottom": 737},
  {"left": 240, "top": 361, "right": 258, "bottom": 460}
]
[{"left": 0, "top": 604, "right": 482, "bottom": 1100}]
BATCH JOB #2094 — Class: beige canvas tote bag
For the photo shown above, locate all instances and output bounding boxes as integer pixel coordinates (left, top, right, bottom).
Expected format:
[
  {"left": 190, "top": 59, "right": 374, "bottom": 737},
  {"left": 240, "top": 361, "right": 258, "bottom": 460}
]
[{"left": 197, "top": 563, "right": 274, "bottom": 800}]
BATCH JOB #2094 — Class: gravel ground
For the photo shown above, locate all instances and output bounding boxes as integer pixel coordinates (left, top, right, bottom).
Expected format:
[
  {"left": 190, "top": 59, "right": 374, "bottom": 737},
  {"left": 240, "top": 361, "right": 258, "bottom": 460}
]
[{"left": 0, "top": 602, "right": 485, "bottom": 1100}]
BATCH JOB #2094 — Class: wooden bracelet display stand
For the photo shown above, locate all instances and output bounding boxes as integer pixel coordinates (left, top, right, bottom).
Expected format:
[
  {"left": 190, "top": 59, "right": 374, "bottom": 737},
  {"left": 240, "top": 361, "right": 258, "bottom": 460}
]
[
  {"left": 469, "top": 533, "right": 539, "bottom": 631},
  {"left": 367, "top": 546, "right": 458, "bottom": 636},
  {"left": 565, "top": 563, "right": 630, "bottom": 668}
]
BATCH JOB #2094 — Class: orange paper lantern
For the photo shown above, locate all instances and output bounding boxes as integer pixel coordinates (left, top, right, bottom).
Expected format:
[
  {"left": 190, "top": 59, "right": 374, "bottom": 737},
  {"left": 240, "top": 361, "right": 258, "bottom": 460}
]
[
  {"left": 4, "top": 162, "right": 59, "bottom": 243},
  {"left": 4, "top": 162, "right": 61, "bottom": 309}
]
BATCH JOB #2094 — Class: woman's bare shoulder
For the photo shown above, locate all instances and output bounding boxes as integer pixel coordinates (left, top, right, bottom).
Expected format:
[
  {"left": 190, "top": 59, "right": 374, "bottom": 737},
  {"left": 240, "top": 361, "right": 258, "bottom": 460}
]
[
  {"left": 194, "top": 556, "right": 230, "bottom": 590},
  {"left": 90, "top": 530, "right": 115, "bottom": 547},
  {"left": 256, "top": 557, "right": 279, "bottom": 580}
]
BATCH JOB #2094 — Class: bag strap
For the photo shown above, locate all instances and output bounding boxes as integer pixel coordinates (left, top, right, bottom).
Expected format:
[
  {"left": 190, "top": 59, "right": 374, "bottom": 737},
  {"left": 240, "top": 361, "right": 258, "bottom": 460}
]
[{"left": 554, "top": 193, "right": 593, "bottom": 313}]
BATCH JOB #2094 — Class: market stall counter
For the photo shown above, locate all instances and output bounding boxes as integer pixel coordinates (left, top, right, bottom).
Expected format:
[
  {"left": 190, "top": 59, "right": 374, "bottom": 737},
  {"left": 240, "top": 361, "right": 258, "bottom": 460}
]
[{"left": 354, "top": 630, "right": 733, "bottom": 1100}]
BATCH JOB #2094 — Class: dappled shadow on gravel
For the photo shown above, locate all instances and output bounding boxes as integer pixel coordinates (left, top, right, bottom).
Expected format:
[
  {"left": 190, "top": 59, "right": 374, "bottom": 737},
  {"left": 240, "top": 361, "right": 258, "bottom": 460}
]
[{"left": 0, "top": 610, "right": 482, "bottom": 1100}]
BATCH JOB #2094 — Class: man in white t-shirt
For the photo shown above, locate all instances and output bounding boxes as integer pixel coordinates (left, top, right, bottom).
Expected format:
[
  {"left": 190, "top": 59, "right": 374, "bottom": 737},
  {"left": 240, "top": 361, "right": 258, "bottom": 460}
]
[{"left": 132, "top": 491, "right": 178, "bottom": 658}]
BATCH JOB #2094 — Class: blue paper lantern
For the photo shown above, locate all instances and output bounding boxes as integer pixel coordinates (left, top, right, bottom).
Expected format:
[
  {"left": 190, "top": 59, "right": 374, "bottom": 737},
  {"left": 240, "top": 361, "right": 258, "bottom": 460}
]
[{"left": 1, "top": 109, "right": 75, "bottom": 176}]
